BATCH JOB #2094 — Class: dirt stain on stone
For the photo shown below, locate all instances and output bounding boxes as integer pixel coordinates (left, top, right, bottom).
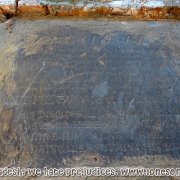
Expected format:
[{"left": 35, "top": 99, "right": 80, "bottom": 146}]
[
  {"left": 0, "top": 44, "right": 18, "bottom": 97},
  {"left": 22, "top": 34, "right": 59, "bottom": 56}
]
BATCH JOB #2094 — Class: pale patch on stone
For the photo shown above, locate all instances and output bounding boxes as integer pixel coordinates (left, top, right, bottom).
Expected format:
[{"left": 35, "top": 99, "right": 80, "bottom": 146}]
[
  {"left": 22, "top": 34, "right": 58, "bottom": 56},
  {"left": 0, "top": 0, "right": 14, "bottom": 5},
  {"left": 108, "top": 0, "right": 164, "bottom": 8},
  {"left": 0, "top": 44, "right": 18, "bottom": 96},
  {"left": 92, "top": 81, "right": 109, "bottom": 98},
  {"left": 0, "top": 0, "right": 166, "bottom": 8},
  {"left": 144, "top": 0, "right": 164, "bottom": 7}
]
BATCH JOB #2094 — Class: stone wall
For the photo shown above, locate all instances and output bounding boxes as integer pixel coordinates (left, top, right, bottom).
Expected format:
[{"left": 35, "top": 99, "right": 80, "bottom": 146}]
[{"left": 0, "top": 1, "right": 180, "bottom": 22}]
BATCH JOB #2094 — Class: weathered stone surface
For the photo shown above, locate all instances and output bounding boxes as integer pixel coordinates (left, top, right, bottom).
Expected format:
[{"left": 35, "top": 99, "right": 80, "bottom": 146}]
[
  {"left": 0, "top": 14, "right": 6, "bottom": 22},
  {"left": 0, "top": 19, "right": 180, "bottom": 170}
]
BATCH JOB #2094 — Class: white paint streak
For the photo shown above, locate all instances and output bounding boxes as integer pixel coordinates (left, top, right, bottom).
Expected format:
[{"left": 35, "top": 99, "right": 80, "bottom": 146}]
[
  {"left": 21, "top": 62, "right": 45, "bottom": 99},
  {"left": 144, "top": 0, "right": 164, "bottom": 7},
  {"left": 0, "top": 0, "right": 14, "bottom": 5},
  {"left": 0, "top": 0, "right": 166, "bottom": 7},
  {"left": 108, "top": 0, "right": 164, "bottom": 8}
]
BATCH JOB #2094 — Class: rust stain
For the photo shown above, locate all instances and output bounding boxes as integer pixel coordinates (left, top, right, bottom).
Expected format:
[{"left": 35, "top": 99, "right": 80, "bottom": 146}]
[
  {"left": 137, "top": 6, "right": 180, "bottom": 19},
  {"left": 18, "top": 5, "right": 180, "bottom": 20},
  {"left": 0, "top": 5, "right": 15, "bottom": 18},
  {"left": 0, "top": 4, "right": 179, "bottom": 20}
]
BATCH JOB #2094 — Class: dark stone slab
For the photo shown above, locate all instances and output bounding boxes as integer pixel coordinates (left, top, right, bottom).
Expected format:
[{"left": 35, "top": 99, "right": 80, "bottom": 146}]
[{"left": 11, "top": 25, "right": 180, "bottom": 168}]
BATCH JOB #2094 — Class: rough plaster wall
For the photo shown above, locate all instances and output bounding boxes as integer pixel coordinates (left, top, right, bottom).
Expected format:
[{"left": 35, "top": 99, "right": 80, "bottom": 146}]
[{"left": 0, "top": 0, "right": 179, "bottom": 7}]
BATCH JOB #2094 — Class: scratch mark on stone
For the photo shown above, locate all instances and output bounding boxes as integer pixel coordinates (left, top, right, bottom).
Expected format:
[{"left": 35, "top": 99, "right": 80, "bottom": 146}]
[
  {"left": 11, "top": 96, "right": 17, "bottom": 105},
  {"left": 170, "top": 77, "right": 177, "bottom": 92},
  {"left": 21, "top": 62, "right": 45, "bottom": 99},
  {"left": 92, "top": 36, "right": 96, "bottom": 43},
  {"left": 128, "top": 98, "right": 134, "bottom": 110},
  {"left": 126, "top": 35, "right": 129, "bottom": 44},
  {"left": 138, "top": 36, "right": 142, "bottom": 45},
  {"left": 82, "top": 36, "right": 86, "bottom": 43},
  {"left": 163, "top": 35, "right": 167, "bottom": 42},
  {"left": 56, "top": 72, "right": 98, "bottom": 85}
]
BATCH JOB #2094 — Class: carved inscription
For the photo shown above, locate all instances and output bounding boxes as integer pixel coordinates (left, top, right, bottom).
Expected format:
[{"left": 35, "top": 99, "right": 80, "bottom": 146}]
[{"left": 11, "top": 27, "right": 180, "bottom": 167}]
